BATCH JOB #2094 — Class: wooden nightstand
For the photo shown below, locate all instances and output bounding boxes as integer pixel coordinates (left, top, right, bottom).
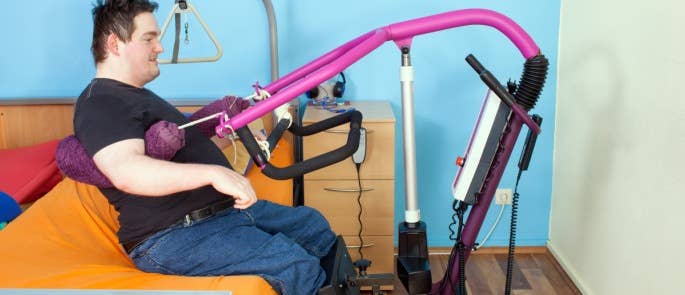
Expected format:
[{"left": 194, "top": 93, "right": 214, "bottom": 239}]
[{"left": 302, "top": 101, "right": 395, "bottom": 276}]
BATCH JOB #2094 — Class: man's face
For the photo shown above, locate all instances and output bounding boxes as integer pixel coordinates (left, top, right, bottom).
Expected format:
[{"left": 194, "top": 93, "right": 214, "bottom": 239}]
[{"left": 119, "top": 12, "right": 163, "bottom": 86}]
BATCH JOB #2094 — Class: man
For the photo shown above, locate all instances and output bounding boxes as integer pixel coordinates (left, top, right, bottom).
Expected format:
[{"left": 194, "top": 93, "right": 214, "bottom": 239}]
[{"left": 76, "top": 1, "right": 336, "bottom": 294}]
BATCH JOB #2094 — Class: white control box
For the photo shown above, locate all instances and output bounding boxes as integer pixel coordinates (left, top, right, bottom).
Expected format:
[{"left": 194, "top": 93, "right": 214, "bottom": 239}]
[{"left": 452, "top": 90, "right": 511, "bottom": 204}]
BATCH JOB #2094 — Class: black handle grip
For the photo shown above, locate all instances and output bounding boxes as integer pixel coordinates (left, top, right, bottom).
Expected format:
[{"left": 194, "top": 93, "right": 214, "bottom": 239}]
[
  {"left": 466, "top": 54, "right": 518, "bottom": 109},
  {"left": 518, "top": 114, "right": 543, "bottom": 171},
  {"left": 238, "top": 110, "right": 363, "bottom": 180},
  {"left": 265, "top": 118, "right": 291, "bottom": 153},
  {"left": 288, "top": 109, "right": 361, "bottom": 136},
  {"left": 465, "top": 54, "right": 486, "bottom": 74}
]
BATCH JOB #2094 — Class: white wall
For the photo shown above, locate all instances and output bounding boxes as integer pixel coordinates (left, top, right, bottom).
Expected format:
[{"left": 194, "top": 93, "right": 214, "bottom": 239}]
[{"left": 550, "top": 0, "right": 685, "bottom": 294}]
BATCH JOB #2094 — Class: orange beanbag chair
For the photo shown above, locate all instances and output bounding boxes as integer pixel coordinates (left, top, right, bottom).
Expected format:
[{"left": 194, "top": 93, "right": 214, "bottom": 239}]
[{"left": 0, "top": 139, "right": 293, "bottom": 294}]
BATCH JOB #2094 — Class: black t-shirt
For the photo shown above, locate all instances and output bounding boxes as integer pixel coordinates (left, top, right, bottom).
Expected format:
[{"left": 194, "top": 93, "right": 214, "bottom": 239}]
[{"left": 74, "top": 78, "right": 232, "bottom": 244}]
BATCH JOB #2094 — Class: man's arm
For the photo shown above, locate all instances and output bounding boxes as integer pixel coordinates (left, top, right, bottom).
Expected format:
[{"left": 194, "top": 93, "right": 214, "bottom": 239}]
[{"left": 93, "top": 138, "right": 257, "bottom": 209}]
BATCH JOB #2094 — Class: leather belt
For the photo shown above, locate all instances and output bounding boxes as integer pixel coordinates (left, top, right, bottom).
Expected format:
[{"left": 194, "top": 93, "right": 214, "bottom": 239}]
[{"left": 122, "top": 200, "right": 234, "bottom": 253}]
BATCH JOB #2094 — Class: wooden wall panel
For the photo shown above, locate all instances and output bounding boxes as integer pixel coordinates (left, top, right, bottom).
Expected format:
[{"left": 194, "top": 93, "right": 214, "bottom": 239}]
[
  {"left": 0, "top": 105, "right": 75, "bottom": 149},
  {"left": 0, "top": 103, "right": 205, "bottom": 150},
  {"left": 0, "top": 102, "right": 286, "bottom": 150}
]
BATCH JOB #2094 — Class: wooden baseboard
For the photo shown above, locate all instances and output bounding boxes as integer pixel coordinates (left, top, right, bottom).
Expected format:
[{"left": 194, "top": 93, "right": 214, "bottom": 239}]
[
  {"left": 426, "top": 246, "right": 548, "bottom": 255},
  {"left": 391, "top": 246, "right": 548, "bottom": 255}
]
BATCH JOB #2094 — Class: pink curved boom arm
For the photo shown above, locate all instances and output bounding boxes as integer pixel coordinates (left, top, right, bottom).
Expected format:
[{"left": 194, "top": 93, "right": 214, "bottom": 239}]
[{"left": 228, "top": 9, "right": 541, "bottom": 130}]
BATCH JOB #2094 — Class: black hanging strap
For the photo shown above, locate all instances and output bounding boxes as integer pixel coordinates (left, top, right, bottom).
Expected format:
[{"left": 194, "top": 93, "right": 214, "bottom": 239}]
[{"left": 171, "top": 0, "right": 188, "bottom": 64}]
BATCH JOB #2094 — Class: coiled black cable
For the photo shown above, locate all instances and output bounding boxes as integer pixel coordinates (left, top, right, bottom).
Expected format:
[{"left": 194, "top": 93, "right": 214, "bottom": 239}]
[
  {"left": 503, "top": 54, "right": 546, "bottom": 293},
  {"left": 514, "top": 54, "right": 549, "bottom": 111},
  {"left": 504, "top": 169, "right": 523, "bottom": 295},
  {"left": 437, "top": 201, "right": 468, "bottom": 295},
  {"left": 448, "top": 199, "right": 460, "bottom": 241},
  {"left": 457, "top": 242, "right": 466, "bottom": 295},
  {"left": 456, "top": 202, "right": 467, "bottom": 295}
]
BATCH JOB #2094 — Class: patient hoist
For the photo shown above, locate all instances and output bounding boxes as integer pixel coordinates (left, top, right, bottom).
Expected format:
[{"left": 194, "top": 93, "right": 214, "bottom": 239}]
[{"left": 163, "top": 3, "right": 548, "bottom": 294}]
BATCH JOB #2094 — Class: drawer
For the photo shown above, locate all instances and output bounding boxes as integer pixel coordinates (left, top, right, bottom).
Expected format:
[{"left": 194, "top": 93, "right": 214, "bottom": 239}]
[
  {"left": 342, "top": 235, "right": 394, "bottom": 276},
  {"left": 305, "top": 180, "right": 394, "bottom": 236},
  {"left": 303, "top": 122, "right": 394, "bottom": 180}
]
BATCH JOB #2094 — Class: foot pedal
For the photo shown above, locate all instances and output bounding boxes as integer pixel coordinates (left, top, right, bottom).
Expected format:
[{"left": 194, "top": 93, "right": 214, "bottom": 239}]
[{"left": 319, "top": 236, "right": 360, "bottom": 295}]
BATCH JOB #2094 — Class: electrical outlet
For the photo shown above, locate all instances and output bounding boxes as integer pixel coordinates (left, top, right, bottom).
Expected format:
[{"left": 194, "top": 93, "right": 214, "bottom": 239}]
[{"left": 495, "top": 188, "right": 513, "bottom": 205}]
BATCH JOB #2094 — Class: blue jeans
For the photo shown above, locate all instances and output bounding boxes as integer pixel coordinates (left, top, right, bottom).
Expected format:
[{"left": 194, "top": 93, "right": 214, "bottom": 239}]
[{"left": 128, "top": 200, "right": 337, "bottom": 295}]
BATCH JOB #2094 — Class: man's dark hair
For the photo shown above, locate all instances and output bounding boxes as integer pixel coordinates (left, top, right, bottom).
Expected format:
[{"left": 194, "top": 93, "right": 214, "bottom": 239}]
[{"left": 91, "top": 0, "right": 159, "bottom": 64}]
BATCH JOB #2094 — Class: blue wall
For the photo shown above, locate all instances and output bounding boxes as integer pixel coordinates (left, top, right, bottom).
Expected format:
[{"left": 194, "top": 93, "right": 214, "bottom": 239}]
[{"left": 0, "top": 0, "right": 560, "bottom": 247}]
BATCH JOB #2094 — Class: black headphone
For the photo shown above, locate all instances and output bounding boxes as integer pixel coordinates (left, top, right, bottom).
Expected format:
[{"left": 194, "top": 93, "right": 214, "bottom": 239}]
[{"left": 306, "top": 72, "right": 346, "bottom": 99}]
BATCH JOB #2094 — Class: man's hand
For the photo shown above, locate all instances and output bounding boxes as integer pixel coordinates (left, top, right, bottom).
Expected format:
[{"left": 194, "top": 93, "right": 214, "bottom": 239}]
[{"left": 210, "top": 166, "right": 258, "bottom": 209}]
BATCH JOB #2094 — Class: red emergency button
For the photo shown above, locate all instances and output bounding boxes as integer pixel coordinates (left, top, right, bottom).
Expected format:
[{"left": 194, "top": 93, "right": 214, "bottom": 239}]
[{"left": 456, "top": 156, "right": 465, "bottom": 166}]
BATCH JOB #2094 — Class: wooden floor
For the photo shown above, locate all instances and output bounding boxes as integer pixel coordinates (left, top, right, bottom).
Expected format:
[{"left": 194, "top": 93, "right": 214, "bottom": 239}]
[{"left": 364, "top": 249, "right": 581, "bottom": 295}]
